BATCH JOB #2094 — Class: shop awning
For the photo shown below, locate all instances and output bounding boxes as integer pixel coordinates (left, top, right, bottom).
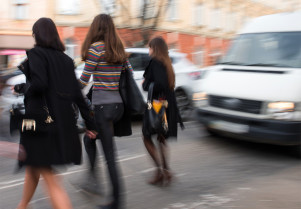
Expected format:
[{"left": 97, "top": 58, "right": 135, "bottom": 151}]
[
  {"left": 0, "top": 35, "right": 34, "bottom": 49},
  {"left": 0, "top": 49, "right": 26, "bottom": 55}
]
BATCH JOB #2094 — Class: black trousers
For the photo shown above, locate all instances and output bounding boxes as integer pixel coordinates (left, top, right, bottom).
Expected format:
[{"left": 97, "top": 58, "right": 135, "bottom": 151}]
[
  {"left": 83, "top": 134, "right": 98, "bottom": 172},
  {"left": 94, "top": 103, "right": 124, "bottom": 203}
]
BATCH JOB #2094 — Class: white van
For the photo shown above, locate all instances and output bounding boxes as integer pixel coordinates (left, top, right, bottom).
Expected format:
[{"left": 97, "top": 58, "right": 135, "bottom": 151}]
[{"left": 194, "top": 12, "right": 301, "bottom": 150}]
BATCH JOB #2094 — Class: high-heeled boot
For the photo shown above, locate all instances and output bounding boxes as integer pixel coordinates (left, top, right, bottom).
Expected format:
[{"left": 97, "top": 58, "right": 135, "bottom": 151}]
[
  {"left": 163, "top": 169, "right": 173, "bottom": 186},
  {"left": 148, "top": 168, "right": 164, "bottom": 185}
]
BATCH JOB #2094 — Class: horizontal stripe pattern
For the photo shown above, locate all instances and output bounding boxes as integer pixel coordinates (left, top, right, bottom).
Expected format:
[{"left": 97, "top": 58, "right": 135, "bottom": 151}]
[{"left": 79, "top": 42, "right": 133, "bottom": 91}]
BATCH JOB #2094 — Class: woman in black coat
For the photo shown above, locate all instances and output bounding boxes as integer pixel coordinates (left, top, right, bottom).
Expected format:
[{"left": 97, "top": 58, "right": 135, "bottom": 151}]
[
  {"left": 142, "top": 37, "right": 183, "bottom": 186},
  {"left": 14, "top": 18, "right": 97, "bottom": 209}
]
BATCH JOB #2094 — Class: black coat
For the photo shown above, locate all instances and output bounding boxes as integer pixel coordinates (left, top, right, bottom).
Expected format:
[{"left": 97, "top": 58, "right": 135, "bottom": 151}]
[
  {"left": 142, "top": 58, "right": 183, "bottom": 138},
  {"left": 18, "top": 46, "right": 96, "bottom": 166}
]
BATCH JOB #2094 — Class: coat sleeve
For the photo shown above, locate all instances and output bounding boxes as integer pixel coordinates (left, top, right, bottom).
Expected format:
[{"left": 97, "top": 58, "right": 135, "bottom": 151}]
[
  {"left": 27, "top": 48, "right": 48, "bottom": 93},
  {"left": 142, "top": 61, "right": 152, "bottom": 91},
  {"left": 150, "top": 60, "right": 169, "bottom": 95},
  {"left": 75, "top": 89, "right": 97, "bottom": 131},
  {"left": 72, "top": 65, "right": 97, "bottom": 131}
]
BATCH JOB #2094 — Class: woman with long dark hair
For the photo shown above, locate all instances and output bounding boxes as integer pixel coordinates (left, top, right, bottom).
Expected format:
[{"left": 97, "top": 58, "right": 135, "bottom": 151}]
[
  {"left": 15, "top": 17, "right": 97, "bottom": 209},
  {"left": 142, "top": 37, "right": 183, "bottom": 186},
  {"left": 80, "top": 14, "right": 133, "bottom": 209}
]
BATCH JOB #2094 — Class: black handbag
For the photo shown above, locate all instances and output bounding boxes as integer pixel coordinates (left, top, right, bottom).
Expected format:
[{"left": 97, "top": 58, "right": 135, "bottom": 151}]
[
  {"left": 143, "top": 83, "right": 168, "bottom": 135},
  {"left": 10, "top": 102, "right": 56, "bottom": 135},
  {"left": 119, "top": 62, "right": 145, "bottom": 114}
]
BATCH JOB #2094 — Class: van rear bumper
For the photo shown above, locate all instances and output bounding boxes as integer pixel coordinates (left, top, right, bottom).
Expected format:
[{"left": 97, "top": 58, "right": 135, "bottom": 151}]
[{"left": 197, "top": 109, "right": 301, "bottom": 146}]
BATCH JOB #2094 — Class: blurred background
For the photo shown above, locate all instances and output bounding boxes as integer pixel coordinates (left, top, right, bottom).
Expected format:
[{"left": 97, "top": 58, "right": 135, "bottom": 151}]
[
  {"left": 1, "top": 0, "right": 301, "bottom": 112},
  {"left": 1, "top": 1, "right": 301, "bottom": 209},
  {"left": 1, "top": 0, "right": 301, "bottom": 72}
]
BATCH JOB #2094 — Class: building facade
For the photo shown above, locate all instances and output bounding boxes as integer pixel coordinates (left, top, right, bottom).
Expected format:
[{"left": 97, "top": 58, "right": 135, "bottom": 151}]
[{"left": 1, "top": 0, "right": 300, "bottom": 70}]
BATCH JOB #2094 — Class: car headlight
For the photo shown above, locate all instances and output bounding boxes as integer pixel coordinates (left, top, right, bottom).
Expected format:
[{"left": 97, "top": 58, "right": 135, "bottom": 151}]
[
  {"left": 188, "top": 71, "right": 202, "bottom": 80},
  {"left": 267, "top": 102, "right": 301, "bottom": 120},
  {"left": 267, "top": 102, "right": 295, "bottom": 112},
  {"left": 192, "top": 92, "right": 208, "bottom": 107}
]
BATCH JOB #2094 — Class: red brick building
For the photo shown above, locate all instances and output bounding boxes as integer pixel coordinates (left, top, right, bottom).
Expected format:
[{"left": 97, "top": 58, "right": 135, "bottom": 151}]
[{"left": 57, "top": 26, "right": 231, "bottom": 67}]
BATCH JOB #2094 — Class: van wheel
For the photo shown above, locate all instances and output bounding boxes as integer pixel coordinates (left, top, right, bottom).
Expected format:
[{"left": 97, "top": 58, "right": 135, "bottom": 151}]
[{"left": 175, "top": 90, "right": 192, "bottom": 121}]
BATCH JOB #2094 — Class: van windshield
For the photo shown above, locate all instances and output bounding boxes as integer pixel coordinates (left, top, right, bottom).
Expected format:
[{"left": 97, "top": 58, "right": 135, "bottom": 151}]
[{"left": 219, "top": 32, "right": 301, "bottom": 68}]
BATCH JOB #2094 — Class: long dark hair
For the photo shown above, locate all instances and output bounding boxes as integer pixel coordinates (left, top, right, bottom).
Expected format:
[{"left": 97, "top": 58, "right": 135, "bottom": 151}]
[
  {"left": 149, "top": 37, "right": 175, "bottom": 89},
  {"left": 32, "top": 18, "right": 65, "bottom": 51},
  {"left": 81, "top": 14, "right": 127, "bottom": 63}
]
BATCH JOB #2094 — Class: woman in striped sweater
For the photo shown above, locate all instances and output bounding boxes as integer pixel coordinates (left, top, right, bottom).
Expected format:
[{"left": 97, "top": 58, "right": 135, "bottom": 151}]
[{"left": 80, "top": 14, "right": 132, "bottom": 209}]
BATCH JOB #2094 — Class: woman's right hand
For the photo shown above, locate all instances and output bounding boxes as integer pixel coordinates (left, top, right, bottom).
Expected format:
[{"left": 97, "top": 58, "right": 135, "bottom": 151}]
[
  {"left": 85, "top": 130, "right": 97, "bottom": 139},
  {"left": 13, "top": 83, "right": 26, "bottom": 94}
]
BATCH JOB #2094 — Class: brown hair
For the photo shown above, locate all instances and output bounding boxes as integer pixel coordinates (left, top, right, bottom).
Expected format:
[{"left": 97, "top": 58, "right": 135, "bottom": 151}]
[
  {"left": 81, "top": 14, "right": 127, "bottom": 63},
  {"left": 149, "top": 37, "right": 175, "bottom": 89},
  {"left": 32, "top": 17, "right": 65, "bottom": 51}
]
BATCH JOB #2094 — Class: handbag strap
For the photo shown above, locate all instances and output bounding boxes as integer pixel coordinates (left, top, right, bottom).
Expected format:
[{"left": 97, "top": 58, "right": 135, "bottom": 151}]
[{"left": 147, "top": 83, "right": 154, "bottom": 102}]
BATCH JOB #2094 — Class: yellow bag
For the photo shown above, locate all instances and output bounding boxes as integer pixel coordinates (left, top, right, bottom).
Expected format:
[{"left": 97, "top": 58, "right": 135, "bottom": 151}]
[{"left": 152, "top": 100, "right": 168, "bottom": 113}]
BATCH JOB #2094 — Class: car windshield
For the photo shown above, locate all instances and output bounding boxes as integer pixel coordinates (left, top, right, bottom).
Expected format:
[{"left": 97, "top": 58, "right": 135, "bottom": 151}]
[
  {"left": 219, "top": 32, "right": 301, "bottom": 68},
  {"left": 128, "top": 52, "right": 182, "bottom": 71}
]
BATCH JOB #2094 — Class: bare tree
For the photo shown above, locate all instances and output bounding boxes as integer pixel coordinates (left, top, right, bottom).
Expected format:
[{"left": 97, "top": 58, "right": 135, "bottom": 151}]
[
  {"left": 115, "top": 0, "right": 172, "bottom": 47},
  {"left": 98, "top": 0, "right": 117, "bottom": 15},
  {"left": 139, "top": 0, "right": 172, "bottom": 46}
]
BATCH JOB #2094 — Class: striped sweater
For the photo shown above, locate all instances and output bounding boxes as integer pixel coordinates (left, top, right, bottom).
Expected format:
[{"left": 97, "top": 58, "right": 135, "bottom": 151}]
[{"left": 79, "top": 42, "right": 133, "bottom": 90}]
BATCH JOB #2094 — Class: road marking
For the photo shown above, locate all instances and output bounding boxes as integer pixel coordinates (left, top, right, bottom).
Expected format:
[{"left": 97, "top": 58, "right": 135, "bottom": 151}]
[
  {"left": 58, "top": 168, "right": 88, "bottom": 176},
  {"left": 0, "top": 182, "right": 24, "bottom": 190},
  {"left": 123, "top": 175, "right": 133, "bottom": 178},
  {"left": 175, "top": 173, "right": 187, "bottom": 177},
  {"left": 0, "top": 154, "right": 146, "bottom": 190},
  {"left": 237, "top": 187, "right": 252, "bottom": 190},
  {"left": 169, "top": 203, "right": 187, "bottom": 208},
  {"left": 30, "top": 197, "right": 49, "bottom": 204},
  {"left": 0, "top": 178, "right": 24, "bottom": 185},
  {"left": 118, "top": 154, "right": 146, "bottom": 162},
  {"left": 139, "top": 168, "right": 155, "bottom": 173}
]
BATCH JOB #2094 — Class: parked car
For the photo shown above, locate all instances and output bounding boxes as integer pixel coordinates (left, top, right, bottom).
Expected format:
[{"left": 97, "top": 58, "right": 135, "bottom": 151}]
[
  {"left": 76, "top": 48, "right": 204, "bottom": 119},
  {"left": 194, "top": 12, "right": 301, "bottom": 156},
  {"left": 1, "top": 48, "right": 204, "bottom": 121},
  {"left": 0, "top": 68, "right": 22, "bottom": 96}
]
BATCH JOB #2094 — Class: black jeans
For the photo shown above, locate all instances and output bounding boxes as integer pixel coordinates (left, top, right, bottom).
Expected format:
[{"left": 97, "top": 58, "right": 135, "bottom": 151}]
[{"left": 94, "top": 103, "right": 124, "bottom": 205}]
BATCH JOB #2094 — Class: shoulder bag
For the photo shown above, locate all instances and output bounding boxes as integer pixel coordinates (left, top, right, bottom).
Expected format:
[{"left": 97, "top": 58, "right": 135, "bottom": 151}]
[
  {"left": 143, "top": 83, "right": 168, "bottom": 135},
  {"left": 119, "top": 62, "right": 145, "bottom": 114}
]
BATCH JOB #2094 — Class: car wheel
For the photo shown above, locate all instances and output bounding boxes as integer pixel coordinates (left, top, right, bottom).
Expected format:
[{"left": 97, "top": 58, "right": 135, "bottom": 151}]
[
  {"left": 175, "top": 89, "right": 192, "bottom": 121},
  {"left": 205, "top": 127, "right": 218, "bottom": 136},
  {"left": 292, "top": 145, "right": 301, "bottom": 159}
]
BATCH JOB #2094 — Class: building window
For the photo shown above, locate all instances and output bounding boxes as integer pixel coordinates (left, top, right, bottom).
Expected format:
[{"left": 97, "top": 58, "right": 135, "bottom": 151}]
[
  {"left": 225, "top": 13, "right": 231, "bottom": 32},
  {"left": 192, "top": 48, "right": 204, "bottom": 66},
  {"left": 145, "top": 0, "right": 156, "bottom": 19},
  {"left": 137, "top": 0, "right": 143, "bottom": 17},
  {"left": 167, "top": 0, "right": 178, "bottom": 21},
  {"left": 137, "top": 0, "right": 156, "bottom": 19},
  {"left": 210, "top": 8, "right": 221, "bottom": 29},
  {"left": 65, "top": 39, "right": 77, "bottom": 59},
  {"left": 231, "top": 12, "right": 239, "bottom": 31},
  {"left": 13, "top": 0, "right": 28, "bottom": 20},
  {"left": 209, "top": 49, "right": 221, "bottom": 65},
  {"left": 99, "top": 0, "right": 117, "bottom": 15},
  {"left": 193, "top": 4, "right": 204, "bottom": 26},
  {"left": 57, "top": 0, "right": 80, "bottom": 15}
]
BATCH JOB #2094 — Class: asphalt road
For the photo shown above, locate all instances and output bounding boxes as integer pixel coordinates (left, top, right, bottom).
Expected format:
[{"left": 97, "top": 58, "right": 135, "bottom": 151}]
[{"left": 0, "top": 110, "right": 300, "bottom": 209}]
